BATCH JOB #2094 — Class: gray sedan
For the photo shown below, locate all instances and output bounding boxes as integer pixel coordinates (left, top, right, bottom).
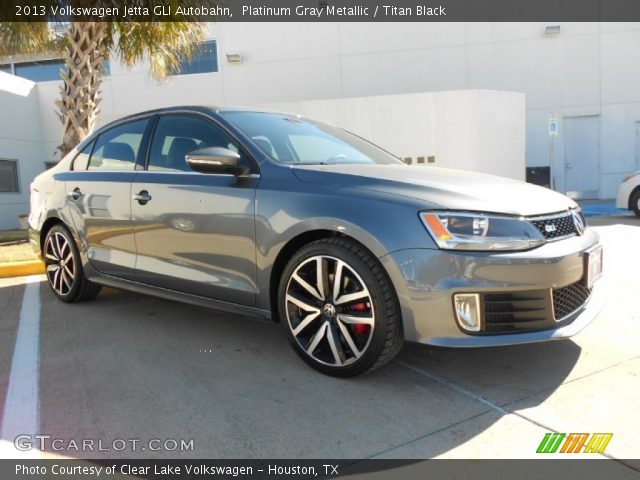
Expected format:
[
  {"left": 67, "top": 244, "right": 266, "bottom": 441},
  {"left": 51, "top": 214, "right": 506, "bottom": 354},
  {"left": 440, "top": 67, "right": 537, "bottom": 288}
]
[{"left": 29, "top": 106, "right": 604, "bottom": 376}]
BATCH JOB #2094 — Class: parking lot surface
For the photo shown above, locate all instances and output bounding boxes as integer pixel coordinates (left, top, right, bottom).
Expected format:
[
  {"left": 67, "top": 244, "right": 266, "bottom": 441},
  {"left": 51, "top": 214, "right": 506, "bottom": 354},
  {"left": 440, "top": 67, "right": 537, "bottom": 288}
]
[{"left": 0, "top": 215, "right": 638, "bottom": 468}]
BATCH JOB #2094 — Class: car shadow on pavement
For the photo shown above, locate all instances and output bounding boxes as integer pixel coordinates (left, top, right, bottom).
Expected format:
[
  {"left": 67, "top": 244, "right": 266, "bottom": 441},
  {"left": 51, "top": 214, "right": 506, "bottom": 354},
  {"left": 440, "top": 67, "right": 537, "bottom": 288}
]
[{"left": 1, "top": 281, "right": 582, "bottom": 460}]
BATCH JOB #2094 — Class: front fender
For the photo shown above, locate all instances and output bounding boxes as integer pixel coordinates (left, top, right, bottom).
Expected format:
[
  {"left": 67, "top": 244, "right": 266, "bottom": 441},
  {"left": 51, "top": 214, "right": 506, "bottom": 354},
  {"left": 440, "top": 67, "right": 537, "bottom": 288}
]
[{"left": 254, "top": 175, "right": 437, "bottom": 309}]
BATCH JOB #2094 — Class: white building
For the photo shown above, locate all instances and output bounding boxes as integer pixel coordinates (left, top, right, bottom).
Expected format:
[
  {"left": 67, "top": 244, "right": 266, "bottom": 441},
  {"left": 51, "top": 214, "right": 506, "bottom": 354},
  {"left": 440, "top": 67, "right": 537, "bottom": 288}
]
[{"left": 1, "top": 22, "right": 640, "bottom": 229}]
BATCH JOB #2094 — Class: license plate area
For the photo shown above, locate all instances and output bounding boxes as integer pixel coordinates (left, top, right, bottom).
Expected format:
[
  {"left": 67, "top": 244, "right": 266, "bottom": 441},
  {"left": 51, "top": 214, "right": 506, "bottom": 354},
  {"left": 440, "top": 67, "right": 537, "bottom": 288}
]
[{"left": 584, "top": 246, "right": 603, "bottom": 288}]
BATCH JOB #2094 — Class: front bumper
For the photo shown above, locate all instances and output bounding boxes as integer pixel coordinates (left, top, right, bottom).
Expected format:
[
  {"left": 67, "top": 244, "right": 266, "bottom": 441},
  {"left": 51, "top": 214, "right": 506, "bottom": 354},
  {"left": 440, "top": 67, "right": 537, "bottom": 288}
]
[{"left": 380, "top": 228, "right": 604, "bottom": 347}]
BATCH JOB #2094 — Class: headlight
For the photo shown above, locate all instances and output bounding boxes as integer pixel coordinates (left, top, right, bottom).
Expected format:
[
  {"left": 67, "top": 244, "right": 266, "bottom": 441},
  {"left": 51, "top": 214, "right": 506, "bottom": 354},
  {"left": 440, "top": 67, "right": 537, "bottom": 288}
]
[{"left": 420, "top": 211, "right": 545, "bottom": 251}]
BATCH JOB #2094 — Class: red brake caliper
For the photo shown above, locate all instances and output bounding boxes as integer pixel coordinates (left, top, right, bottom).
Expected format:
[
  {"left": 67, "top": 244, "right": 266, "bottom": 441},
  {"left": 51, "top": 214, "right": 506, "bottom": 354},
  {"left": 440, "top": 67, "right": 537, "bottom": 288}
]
[{"left": 350, "top": 303, "right": 370, "bottom": 335}]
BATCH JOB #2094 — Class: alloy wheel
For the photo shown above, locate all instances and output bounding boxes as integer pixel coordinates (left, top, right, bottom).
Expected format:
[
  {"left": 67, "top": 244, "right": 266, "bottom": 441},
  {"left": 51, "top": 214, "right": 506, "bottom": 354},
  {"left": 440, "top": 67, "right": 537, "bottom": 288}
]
[
  {"left": 285, "top": 255, "right": 375, "bottom": 367},
  {"left": 45, "top": 231, "right": 76, "bottom": 296}
]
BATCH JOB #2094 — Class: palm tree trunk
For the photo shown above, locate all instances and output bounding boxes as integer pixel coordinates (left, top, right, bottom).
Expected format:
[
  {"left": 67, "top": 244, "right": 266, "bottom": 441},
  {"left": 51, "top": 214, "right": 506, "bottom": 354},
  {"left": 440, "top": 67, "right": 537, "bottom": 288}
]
[{"left": 56, "top": 22, "right": 108, "bottom": 157}]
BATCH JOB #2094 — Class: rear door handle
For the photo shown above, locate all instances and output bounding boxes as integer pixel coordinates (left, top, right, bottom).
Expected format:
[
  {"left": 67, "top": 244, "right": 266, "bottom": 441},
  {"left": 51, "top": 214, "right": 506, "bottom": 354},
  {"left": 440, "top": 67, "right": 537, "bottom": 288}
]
[
  {"left": 133, "top": 190, "right": 152, "bottom": 205},
  {"left": 67, "top": 187, "right": 83, "bottom": 200}
]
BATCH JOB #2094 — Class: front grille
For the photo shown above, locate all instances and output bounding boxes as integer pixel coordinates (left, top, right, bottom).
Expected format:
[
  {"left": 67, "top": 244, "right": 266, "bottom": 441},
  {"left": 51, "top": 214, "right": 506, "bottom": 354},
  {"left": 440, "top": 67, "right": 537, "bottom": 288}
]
[
  {"left": 530, "top": 211, "right": 584, "bottom": 240},
  {"left": 478, "top": 280, "right": 591, "bottom": 334},
  {"left": 553, "top": 281, "right": 592, "bottom": 321}
]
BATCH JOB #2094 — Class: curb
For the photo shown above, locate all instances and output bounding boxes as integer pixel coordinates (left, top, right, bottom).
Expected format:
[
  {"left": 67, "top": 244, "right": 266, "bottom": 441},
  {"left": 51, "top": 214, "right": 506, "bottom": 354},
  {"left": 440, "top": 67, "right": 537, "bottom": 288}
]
[{"left": 0, "top": 260, "right": 45, "bottom": 278}]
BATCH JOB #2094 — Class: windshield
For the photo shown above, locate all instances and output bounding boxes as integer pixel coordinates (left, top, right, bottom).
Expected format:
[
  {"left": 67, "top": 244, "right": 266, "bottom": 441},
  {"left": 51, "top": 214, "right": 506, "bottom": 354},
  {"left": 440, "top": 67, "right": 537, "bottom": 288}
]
[{"left": 221, "top": 111, "right": 404, "bottom": 166}]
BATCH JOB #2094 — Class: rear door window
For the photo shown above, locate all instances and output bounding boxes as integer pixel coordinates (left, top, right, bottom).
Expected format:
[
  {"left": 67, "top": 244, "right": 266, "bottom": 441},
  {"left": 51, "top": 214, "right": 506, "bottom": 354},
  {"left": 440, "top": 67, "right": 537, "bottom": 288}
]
[
  {"left": 72, "top": 140, "right": 95, "bottom": 171},
  {"left": 88, "top": 119, "right": 149, "bottom": 171}
]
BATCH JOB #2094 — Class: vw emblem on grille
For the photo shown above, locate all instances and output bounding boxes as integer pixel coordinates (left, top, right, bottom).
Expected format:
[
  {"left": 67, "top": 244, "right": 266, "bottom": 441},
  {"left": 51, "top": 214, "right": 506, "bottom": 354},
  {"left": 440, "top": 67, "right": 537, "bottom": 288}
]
[
  {"left": 545, "top": 224, "right": 557, "bottom": 233},
  {"left": 571, "top": 210, "right": 585, "bottom": 236}
]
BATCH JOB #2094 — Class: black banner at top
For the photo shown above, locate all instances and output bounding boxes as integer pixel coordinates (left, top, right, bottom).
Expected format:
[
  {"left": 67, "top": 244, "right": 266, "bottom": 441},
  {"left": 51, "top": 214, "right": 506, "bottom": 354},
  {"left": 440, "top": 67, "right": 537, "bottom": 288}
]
[{"left": 2, "top": 0, "right": 640, "bottom": 22}]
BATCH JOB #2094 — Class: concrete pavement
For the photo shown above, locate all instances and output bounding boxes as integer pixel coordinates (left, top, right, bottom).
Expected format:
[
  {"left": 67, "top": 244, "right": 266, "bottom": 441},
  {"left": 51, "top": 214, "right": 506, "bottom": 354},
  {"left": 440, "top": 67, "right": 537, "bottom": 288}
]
[{"left": 0, "top": 215, "right": 638, "bottom": 469}]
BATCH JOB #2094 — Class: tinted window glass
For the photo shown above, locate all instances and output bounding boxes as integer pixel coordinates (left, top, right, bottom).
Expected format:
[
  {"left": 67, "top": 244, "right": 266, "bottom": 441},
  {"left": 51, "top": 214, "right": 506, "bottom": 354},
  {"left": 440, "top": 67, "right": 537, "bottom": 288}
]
[
  {"left": 14, "top": 59, "right": 65, "bottom": 82},
  {"left": 72, "top": 140, "right": 95, "bottom": 171},
  {"left": 148, "top": 114, "right": 250, "bottom": 172},
  {"left": 89, "top": 119, "right": 148, "bottom": 171},
  {"left": 0, "top": 61, "right": 109, "bottom": 80},
  {"left": 221, "top": 111, "right": 403, "bottom": 166},
  {"left": 175, "top": 41, "right": 218, "bottom": 75},
  {"left": 0, "top": 159, "right": 19, "bottom": 192}
]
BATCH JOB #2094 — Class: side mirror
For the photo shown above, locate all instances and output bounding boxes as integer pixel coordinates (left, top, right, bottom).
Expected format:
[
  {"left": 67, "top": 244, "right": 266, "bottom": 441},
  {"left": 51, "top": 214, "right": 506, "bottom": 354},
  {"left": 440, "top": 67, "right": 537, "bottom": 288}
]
[{"left": 185, "top": 147, "right": 249, "bottom": 176}]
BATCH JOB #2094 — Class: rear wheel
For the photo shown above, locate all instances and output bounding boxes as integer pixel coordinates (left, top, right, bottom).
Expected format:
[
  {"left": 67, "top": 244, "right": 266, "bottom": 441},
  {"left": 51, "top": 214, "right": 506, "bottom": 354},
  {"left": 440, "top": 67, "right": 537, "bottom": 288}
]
[
  {"left": 278, "top": 238, "right": 403, "bottom": 377},
  {"left": 631, "top": 189, "right": 640, "bottom": 217},
  {"left": 43, "top": 224, "right": 101, "bottom": 303}
]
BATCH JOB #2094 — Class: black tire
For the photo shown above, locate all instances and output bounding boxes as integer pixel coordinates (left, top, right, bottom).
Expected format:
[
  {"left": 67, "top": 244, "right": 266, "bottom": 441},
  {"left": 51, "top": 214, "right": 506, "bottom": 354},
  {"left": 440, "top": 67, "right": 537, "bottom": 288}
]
[
  {"left": 631, "top": 189, "right": 640, "bottom": 217},
  {"left": 278, "top": 237, "right": 403, "bottom": 377},
  {"left": 43, "top": 224, "right": 102, "bottom": 303}
]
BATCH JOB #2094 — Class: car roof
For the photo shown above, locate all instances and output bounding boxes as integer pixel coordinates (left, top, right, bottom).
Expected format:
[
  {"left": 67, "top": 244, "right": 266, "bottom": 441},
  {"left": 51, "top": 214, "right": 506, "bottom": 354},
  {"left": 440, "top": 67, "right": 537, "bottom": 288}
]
[
  {"left": 93, "top": 105, "right": 298, "bottom": 133},
  {"left": 91, "top": 105, "right": 309, "bottom": 138},
  {"left": 106, "top": 105, "right": 286, "bottom": 121},
  {"left": 82, "top": 105, "right": 306, "bottom": 153}
]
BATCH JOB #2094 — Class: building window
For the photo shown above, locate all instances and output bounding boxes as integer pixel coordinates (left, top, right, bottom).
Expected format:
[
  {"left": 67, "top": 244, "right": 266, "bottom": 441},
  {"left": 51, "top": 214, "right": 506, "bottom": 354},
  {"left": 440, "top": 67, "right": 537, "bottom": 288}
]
[
  {"left": 0, "top": 59, "right": 110, "bottom": 82},
  {"left": 0, "top": 159, "right": 19, "bottom": 193},
  {"left": 14, "top": 59, "right": 66, "bottom": 82},
  {"left": 176, "top": 40, "right": 218, "bottom": 75}
]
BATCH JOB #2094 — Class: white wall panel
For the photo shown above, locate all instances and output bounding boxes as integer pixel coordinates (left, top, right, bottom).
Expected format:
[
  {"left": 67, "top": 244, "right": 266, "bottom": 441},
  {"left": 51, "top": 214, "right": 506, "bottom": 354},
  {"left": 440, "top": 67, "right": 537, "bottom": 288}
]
[
  {"left": 467, "top": 35, "right": 599, "bottom": 109},
  {"left": 338, "top": 22, "right": 466, "bottom": 54},
  {"left": 263, "top": 90, "right": 525, "bottom": 181},
  {"left": 601, "top": 29, "right": 640, "bottom": 104},
  {"left": 341, "top": 46, "right": 467, "bottom": 97},
  {"left": 3, "top": 19, "right": 640, "bottom": 225}
]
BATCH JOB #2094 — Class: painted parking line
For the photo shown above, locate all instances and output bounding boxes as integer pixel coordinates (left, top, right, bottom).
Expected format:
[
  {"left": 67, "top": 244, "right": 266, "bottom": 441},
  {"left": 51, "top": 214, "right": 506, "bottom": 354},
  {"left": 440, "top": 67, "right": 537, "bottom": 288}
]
[{"left": 0, "top": 276, "right": 41, "bottom": 455}]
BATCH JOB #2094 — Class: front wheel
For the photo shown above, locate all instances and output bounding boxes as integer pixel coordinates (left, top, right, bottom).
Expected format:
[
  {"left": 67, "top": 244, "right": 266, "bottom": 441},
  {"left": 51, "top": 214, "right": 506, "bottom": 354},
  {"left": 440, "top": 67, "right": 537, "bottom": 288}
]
[
  {"left": 631, "top": 189, "right": 640, "bottom": 217},
  {"left": 278, "top": 238, "right": 403, "bottom": 377},
  {"left": 43, "top": 224, "right": 102, "bottom": 303}
]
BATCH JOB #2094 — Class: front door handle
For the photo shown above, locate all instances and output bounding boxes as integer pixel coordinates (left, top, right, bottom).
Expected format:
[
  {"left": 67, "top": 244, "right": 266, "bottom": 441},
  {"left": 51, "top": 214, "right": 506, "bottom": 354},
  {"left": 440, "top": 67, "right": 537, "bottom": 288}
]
[
  {"left": 68, "top": 187, "right": 83, "bottom": 200},
  {"left": 133, "top": 190, "right": 152, "bottom": 205}
]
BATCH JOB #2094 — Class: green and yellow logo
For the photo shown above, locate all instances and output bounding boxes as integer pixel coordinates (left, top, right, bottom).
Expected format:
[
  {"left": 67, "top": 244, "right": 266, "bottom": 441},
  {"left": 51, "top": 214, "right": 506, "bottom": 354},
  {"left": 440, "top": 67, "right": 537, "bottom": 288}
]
[{"left": 536, "top": 432, "right": 613, "bottom": 454}]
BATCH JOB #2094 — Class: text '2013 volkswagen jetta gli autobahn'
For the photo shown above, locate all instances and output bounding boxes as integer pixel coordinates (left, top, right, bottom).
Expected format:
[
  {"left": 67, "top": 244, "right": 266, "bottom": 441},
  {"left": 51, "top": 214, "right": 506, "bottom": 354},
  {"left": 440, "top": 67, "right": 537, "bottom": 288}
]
[{"left": 29, "top": 106, "right": 604, "bottom": 376}]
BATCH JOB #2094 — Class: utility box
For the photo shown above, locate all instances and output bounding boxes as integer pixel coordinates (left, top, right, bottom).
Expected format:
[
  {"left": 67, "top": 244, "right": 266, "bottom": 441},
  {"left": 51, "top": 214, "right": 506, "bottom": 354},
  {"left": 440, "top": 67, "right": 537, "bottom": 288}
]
[{"left": 526, "top": 166, "right": 551, "bottom": 188}]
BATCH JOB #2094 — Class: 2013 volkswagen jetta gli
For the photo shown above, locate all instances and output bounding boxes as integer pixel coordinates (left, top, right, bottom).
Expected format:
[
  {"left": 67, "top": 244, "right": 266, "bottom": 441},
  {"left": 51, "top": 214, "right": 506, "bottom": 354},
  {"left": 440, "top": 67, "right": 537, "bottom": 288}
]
[{"left": 29, "top": 106, "right": 604, "bottom": 376}]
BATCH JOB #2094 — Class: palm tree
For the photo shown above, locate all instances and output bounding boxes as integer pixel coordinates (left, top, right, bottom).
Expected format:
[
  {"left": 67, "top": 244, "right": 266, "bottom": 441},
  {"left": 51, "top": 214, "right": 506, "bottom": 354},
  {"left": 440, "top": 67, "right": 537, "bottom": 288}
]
[{"left": 0, "top": 20, "right": 207, "bottom": 156}]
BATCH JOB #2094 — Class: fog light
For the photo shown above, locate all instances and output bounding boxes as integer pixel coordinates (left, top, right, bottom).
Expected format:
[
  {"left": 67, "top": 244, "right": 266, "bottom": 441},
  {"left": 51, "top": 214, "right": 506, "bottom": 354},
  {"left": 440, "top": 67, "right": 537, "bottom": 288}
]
[{"left": 453, "top": 293, "right": 481, "bottom": 332}]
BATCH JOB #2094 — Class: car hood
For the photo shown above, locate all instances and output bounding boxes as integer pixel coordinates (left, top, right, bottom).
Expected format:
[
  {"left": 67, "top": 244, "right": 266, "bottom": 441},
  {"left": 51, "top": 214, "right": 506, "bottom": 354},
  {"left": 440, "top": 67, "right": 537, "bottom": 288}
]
[{"left": 291, "top": 164, "right": 578, "bottom": 216}]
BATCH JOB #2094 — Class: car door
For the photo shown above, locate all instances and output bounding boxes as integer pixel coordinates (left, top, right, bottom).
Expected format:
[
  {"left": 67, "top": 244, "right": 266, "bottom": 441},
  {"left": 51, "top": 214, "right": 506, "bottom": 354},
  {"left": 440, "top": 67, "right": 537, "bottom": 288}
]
[
  {"left": 131, "top": 113, "right": 259, "bottom": 305},
  {"left": 65, "top": 117, "right": 151, "bottom": 278}
]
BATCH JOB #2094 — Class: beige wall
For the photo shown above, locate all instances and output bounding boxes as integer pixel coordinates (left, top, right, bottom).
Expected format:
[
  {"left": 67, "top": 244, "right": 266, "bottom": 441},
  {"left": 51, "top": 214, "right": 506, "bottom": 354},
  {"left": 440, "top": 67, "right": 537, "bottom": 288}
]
[
  {"left": 0, "top": 73, "right": 57, "bottom": 230},
  {"left": 3, "top": 22, "right": 640, "bottom": 229},
  {"left": 262, "top": 90, "right": 525, "bottom": 181},
  {"left": 99, "top": 22, "right": 640, "bottom": 198}
]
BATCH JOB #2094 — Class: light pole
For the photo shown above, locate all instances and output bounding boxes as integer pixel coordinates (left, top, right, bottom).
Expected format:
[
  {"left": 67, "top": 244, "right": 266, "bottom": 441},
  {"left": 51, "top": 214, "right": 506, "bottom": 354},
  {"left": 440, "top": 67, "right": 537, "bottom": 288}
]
[{"left": 548, "top": 113, "right": 559, "bottom": 190}]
